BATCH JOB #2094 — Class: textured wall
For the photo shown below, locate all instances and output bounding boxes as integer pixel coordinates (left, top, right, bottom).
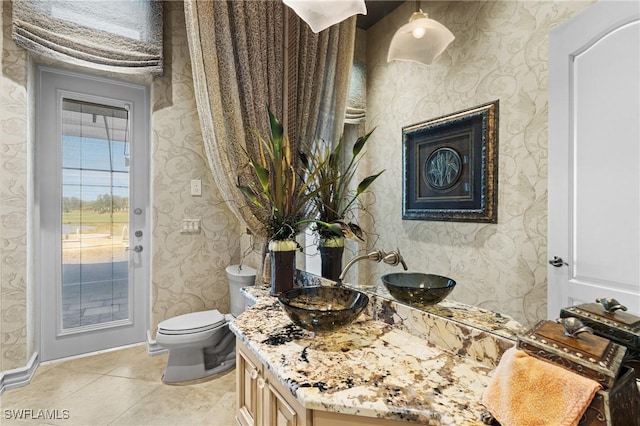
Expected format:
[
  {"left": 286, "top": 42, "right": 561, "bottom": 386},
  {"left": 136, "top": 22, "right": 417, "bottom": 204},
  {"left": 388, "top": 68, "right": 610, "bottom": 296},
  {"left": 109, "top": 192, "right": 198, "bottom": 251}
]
[
  {"left": 150, "top": 2, "right": 243, "bottom": 335},
  {"left": 1, "top": 0, "right": 29, "bottom": 371},
  {"left": 362, "top": 1, "right": 594, "bottom": 326},
  {"left": 0, "top": 0, "right": 244, "bottom": 370}
]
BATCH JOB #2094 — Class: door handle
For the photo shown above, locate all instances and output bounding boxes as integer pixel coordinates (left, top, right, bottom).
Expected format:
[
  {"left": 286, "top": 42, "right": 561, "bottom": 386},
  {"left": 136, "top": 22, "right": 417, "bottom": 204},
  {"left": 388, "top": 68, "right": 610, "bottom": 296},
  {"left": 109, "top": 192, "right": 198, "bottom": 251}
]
[
  {"left": 548, "top": 256, "right": 568, "bottom": 267},
  {"left": 125, "top": 245, "right": 143, "bottom": 253}
]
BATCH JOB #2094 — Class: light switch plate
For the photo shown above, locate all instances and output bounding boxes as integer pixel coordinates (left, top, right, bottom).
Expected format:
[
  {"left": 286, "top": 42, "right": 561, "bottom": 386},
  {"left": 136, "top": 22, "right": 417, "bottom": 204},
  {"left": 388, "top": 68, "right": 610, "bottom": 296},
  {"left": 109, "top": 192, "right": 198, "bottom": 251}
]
[{"left": 190, "top": 179, "right": 202, "bottom": 196}]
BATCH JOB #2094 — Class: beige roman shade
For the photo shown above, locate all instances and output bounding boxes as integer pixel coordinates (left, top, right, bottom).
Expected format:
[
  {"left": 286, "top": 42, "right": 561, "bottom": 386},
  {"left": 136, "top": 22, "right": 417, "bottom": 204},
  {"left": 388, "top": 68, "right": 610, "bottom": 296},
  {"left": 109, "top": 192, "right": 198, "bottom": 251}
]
[{"left": 12, "top": 0, "right": 163, "bottom": 75}]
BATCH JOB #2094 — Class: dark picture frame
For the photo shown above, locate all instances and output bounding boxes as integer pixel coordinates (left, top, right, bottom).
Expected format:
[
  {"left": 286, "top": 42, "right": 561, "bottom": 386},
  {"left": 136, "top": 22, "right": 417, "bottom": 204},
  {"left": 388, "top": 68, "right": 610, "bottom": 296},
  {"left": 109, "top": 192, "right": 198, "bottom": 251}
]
[{"left": 402, "top": 101, "right": 498, "bottom": 223}]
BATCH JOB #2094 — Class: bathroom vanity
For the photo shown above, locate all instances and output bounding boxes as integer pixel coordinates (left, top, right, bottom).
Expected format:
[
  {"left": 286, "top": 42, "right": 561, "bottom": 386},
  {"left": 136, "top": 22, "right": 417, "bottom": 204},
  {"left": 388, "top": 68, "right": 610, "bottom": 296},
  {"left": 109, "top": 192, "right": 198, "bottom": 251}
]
[{"left": 230, "top": 282, "right": 520, "bottom": 425}]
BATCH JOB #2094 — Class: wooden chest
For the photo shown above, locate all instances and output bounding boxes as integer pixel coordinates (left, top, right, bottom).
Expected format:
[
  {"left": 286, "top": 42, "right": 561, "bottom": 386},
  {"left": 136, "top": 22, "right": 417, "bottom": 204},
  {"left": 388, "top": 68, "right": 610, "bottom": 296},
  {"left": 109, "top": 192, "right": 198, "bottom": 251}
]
[
  {"left": 517, "top": 320, "right": 625, "bottom": 389},
  {"left": 517, "top": 319, "right": 639, "bottom": 426},
  {"left": 561, "top": 299, "right": 640, "bottom": 382}
]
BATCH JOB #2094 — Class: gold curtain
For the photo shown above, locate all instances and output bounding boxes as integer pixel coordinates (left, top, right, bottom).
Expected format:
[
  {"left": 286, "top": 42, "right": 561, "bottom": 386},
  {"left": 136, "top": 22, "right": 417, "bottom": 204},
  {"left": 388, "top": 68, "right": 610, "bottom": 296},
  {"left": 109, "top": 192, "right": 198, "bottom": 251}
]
[
  {"left": 184, "top": 0, "right": 355, "bottom": 238},
  {"left": 288, "top": 11, "right": 356, "bottom": 150},
  {"left": 184, "top": 0, "right": 285, "bottom": 239}
]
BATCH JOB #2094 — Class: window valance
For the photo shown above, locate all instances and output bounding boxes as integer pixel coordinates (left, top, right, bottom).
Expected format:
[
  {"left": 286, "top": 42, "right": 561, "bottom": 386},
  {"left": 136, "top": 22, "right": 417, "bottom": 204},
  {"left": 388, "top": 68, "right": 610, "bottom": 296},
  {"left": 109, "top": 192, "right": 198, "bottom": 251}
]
[{"left": 12, "top": 0, "right": 163, "bottom": 75}]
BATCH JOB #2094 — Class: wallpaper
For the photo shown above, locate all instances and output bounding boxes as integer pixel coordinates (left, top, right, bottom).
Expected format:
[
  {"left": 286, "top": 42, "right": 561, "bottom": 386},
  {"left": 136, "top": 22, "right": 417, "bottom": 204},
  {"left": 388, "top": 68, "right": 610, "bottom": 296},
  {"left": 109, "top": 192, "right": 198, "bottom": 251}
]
[
  {"left": 361, "top": 0, "right": 594, "bottom": 327},
  {"left": 150, "top": 2, "right": 243, "bottom": 335},
  {"left": 0, "top": 0, "right": 244, "bottom": 370},
  {"left": 0, "top": 0, "right": 598, "bottom": 373},
  {"left": 1, "top": 0, "right": 29, "bottom": 371}
]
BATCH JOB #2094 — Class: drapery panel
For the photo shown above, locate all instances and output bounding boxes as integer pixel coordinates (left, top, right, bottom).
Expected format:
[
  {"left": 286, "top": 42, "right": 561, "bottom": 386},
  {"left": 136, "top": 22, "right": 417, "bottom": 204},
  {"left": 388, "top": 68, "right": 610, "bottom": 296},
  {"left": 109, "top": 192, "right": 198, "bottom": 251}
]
[
  {"left": 184, "top": 0, "right": 285, "bottom": 239},
  {"left": 290, "top": 14, "right": 355, "bottom": 149},
  {"left": 12, "top": 0, "right": 163, "bottom": 75},
  {"left": 184, "top": 0, "right": 355, "bottom": 240}
]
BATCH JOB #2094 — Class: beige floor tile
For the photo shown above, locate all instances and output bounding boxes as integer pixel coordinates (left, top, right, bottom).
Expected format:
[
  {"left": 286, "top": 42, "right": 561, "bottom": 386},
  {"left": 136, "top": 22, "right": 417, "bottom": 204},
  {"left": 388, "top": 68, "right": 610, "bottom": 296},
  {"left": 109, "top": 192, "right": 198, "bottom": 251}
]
[
  {"left": 48, "top": 375, "right": 161, "bottom": 426},
  {"left": 110, "top": 370, "right": 237, "bottom": 426},
  {"left": 33, "top": 362, "right": 62, "bottom": 376},
  {"left": 2, "top": 345, "right": 236, "bottom": 426},
  {"left": 55, "top": 345, "right": 148, "bottom": 376},
  {"left": 106, "top": 352, "right": 168, "bottom": 382},
  {"left": 207, "top": 390, "right": 238, "bottom": 426},
  {"left": 185, "top": 368, "right": 236, "bottom": 395},
  {"left": 2, "top": 367, "right": 103, "bottom": 409}
]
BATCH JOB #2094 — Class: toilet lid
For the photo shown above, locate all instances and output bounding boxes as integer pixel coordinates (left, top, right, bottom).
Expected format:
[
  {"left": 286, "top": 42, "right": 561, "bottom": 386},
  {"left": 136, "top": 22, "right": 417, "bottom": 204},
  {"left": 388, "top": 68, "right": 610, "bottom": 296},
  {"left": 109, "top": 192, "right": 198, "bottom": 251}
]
[
  {"left": 226, "top": 264, "right": 257, "bottom": 278},
  {"left": 158, "top": 310, "right": 225, "bottom": 335}
]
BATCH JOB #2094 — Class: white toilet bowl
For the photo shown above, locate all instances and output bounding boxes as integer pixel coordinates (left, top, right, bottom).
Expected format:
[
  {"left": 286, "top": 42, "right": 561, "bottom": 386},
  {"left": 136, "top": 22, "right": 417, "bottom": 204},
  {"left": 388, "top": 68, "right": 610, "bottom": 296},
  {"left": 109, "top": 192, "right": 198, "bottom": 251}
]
[
  {"left": 156, "top": 310, "right": 236, "bottom": 383},
  {"left": 156, "top": 265, "right": 256, "bottom": 383}
]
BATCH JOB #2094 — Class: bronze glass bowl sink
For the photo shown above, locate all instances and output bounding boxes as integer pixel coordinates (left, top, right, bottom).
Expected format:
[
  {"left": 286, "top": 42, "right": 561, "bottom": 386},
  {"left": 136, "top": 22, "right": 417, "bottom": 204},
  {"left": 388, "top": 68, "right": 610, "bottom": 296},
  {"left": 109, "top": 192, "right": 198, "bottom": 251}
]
[
  {"left": 278, "top": 286, "right": 369, "bottom": 333},
  {"left": 381, "top": 272, "right": 456, "bottom": 306}
]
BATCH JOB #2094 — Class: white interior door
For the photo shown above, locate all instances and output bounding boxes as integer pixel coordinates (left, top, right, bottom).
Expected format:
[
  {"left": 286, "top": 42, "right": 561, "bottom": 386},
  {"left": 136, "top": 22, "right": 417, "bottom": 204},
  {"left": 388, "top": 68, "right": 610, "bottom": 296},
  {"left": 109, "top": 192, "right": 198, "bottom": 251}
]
[
  {"left": 548, "top": 1, "right": 640, "bottom": 318},
  {"left": 37, "top": 67, "right": 150, "bottom": 361}
]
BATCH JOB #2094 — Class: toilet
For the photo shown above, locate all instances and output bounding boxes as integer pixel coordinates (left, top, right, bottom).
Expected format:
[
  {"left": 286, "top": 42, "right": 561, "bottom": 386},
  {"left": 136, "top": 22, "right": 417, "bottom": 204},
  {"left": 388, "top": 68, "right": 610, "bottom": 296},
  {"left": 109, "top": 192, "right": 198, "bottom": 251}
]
[
  {"left": 226, "top": 264, "right": 257, "bottom": 316},
  {"left": 156, "top": 264, "right": 256, "bottom": 383}
]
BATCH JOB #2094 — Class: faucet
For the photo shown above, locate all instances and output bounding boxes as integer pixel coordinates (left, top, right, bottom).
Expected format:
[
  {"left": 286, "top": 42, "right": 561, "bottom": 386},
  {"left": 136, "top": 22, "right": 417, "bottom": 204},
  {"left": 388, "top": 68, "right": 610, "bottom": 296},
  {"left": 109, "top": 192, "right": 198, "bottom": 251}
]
[
  {"left": 382, "top": 250, "right": 408, "bottom": 270},
  {"left": 337, "top": 248, "right": 408, "bottom": 285}
]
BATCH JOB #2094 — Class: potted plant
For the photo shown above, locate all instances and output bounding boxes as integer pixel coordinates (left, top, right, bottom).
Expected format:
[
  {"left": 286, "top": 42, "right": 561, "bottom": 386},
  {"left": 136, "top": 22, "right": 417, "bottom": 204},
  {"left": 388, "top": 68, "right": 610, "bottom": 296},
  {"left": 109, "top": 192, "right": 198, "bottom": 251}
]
[
  {"left": 302, "top": 130, "right": 384, "bottom": 281},
  {"left": 238, "top": 108, "right": 324, "bottom": 295}
]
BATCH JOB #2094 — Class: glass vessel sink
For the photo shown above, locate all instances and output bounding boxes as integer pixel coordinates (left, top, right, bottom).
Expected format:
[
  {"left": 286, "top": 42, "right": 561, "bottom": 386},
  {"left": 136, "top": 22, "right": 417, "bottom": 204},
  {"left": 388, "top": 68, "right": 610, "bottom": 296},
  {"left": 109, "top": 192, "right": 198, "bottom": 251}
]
[
  {"left": 278, "top": 286, "right": 369, "bottom": 333},
  {"left": 381, "top": 272, "right": 456, "bottom": 306}
]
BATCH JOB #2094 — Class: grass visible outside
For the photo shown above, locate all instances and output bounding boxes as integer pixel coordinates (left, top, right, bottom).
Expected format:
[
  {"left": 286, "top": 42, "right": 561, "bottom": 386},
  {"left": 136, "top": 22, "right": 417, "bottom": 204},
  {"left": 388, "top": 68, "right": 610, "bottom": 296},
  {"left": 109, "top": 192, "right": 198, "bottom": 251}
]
[
  {"left": 63, "top": 209, "right": 128, "bottom": 235},
  {"left": 62, "top": 209, "right": 129, "bottom": 263}
]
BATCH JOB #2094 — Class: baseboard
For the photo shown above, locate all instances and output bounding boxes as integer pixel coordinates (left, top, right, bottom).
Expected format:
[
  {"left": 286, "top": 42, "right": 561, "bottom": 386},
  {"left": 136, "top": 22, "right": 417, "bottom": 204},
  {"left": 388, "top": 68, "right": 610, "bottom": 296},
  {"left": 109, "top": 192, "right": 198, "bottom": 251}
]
[
  {"left": 0, "top": 352, "right": 39, "bottom": 395},
  {"left": 146, "top": 330, "right": 167, "bottom": 356}
]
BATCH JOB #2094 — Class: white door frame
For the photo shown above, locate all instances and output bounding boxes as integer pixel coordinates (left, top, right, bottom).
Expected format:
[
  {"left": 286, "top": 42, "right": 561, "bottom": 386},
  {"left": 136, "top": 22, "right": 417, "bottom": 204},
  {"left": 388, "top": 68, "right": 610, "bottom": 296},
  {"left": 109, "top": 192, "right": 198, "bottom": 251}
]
[{"left": 35, "top": 66, "right": 151, "bottom": 361}]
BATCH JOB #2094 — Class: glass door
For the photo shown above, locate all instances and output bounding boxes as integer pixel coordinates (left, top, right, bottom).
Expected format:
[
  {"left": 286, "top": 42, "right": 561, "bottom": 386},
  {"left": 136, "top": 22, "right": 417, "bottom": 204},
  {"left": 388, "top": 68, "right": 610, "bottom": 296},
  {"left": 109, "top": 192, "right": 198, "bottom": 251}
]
[
  {"left": 61, "top": 99, "right": 131, "bottom": 329},
  {"left": 38, "top": 67, "right": 149, "bottom": 361}
]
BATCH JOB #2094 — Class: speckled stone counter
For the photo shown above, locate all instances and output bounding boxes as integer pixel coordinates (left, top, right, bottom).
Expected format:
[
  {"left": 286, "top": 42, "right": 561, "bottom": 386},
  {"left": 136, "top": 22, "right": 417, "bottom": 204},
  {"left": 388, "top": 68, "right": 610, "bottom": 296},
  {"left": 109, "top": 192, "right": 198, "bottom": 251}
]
[
  {"left": 243, "top": 276, "right": 519, "bottom": 369},
  {"left": 231, "top": 284, "right": 516, "bottom": 425}
]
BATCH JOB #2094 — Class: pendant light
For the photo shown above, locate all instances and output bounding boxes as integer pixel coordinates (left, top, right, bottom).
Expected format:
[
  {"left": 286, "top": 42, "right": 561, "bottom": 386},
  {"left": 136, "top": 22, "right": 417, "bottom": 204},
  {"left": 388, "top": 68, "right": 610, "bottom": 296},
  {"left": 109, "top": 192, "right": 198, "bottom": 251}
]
[
  {"left": 387, "top": 1, "right": 454, "bottom": 65},
  {"left": 283, "top": 0, "right": 367, "bottom": 33}
]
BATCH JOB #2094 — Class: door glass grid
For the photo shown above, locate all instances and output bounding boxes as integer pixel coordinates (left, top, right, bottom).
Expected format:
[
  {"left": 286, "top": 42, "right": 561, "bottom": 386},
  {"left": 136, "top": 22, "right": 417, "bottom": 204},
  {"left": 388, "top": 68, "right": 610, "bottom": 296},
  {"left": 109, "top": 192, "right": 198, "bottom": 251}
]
[{"left": 61, "top": 99, "right": 130, "bottom": 329}]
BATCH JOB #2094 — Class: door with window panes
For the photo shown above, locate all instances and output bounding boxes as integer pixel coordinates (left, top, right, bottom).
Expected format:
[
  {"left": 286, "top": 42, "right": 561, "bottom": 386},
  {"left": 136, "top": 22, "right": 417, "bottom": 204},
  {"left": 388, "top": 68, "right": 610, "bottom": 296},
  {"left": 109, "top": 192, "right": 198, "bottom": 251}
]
[{"left": 37, "top": 67, "right": 149, "bottom": 361}]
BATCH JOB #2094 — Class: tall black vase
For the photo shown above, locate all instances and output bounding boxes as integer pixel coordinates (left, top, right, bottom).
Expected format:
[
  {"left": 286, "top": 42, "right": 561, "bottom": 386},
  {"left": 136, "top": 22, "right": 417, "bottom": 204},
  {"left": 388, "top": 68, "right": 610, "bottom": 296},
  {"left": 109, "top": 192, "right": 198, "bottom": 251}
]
[
  {"left": 269, "top": 249, "right": 296, "bottom": 296},
  {"left": 319, "top": 245, "right": 344, "bottom": 282}
]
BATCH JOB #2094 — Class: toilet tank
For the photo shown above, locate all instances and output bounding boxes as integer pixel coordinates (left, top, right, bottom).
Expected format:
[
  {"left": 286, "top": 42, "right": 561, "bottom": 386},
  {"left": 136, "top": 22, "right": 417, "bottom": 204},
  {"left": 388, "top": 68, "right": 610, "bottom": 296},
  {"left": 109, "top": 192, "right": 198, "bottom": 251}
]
[{"left": 226, "top": 264, "right": 256, "bottom": 317}]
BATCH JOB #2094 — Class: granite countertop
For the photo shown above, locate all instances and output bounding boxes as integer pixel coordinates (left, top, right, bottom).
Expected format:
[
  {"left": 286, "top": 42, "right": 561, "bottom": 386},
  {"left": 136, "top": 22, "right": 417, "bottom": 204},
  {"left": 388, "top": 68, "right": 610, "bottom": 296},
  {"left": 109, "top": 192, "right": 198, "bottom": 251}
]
[
  {"left": 230, "top": 288, "right": 495, "bottom": 425},
  {"left": 347, "top": 282, "right": 524, "bottom": 340}
]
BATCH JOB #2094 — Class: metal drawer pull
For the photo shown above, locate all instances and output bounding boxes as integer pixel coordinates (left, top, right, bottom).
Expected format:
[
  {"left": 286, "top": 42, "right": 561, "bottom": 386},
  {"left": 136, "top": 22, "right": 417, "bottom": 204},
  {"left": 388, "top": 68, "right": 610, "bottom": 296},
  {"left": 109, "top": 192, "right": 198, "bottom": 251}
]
[{"left": 596, "top": 297, "right": 627, "bottom": 314}]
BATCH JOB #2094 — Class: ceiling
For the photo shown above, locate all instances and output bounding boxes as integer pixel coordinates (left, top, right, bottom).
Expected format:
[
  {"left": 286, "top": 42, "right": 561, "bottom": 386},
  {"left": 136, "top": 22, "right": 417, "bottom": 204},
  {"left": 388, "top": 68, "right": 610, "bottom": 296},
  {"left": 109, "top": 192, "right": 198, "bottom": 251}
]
[{"left": 356, "top": 1, "right": 405, "bottom": 30}]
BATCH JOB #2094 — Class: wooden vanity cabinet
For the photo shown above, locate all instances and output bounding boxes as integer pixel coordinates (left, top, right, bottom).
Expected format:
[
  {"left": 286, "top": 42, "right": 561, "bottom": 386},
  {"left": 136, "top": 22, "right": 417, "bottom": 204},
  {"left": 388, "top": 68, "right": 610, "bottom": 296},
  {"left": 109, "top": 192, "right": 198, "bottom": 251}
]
[
  {"left": 236, "top": 340, "right": 261, "bottom": 426},
  {"left": 236, "top": 339, "right": 311, "bottom": 426}
]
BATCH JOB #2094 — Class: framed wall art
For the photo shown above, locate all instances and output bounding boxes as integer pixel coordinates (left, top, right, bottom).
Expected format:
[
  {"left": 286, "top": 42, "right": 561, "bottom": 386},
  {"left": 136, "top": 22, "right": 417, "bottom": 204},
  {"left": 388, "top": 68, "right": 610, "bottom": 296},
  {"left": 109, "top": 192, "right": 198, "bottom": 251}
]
[{"left": 402, "top": 101, "right": 498, "bottom": 223}]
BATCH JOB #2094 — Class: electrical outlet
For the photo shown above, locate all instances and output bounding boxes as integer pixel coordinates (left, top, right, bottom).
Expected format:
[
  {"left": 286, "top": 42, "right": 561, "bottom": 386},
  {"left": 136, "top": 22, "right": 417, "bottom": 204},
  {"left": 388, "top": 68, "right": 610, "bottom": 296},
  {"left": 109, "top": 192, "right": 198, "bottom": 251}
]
[
  {"left": 190, "top": 179, "right": 202, "bottom": 196},
  {"left": 181, "top": 219, "right": 201, "bottom": 234}
]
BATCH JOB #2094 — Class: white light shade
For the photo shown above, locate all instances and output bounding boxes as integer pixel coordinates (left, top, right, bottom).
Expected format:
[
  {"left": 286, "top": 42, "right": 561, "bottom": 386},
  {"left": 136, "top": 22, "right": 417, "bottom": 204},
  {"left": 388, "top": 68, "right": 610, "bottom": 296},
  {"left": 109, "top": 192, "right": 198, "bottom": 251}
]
[
  {"left": 283, "top": 0, "right": 367, "bottom": 33},
  {"left": 387, "top": 12, "right": 455, "bottom": 65}
]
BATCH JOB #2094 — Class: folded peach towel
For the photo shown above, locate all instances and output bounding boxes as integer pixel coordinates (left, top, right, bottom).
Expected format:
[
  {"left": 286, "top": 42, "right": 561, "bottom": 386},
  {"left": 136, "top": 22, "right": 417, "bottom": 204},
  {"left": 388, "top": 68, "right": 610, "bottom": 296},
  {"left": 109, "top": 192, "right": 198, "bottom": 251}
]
[{"left": 482, "top": 347, "right": 602, "bottom": 426}]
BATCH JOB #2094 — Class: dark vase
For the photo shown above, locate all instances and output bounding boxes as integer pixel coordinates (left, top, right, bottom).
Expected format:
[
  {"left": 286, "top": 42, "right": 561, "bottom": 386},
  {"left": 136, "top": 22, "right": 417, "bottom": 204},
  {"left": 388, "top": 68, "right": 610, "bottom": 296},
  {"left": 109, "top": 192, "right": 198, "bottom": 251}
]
[
  {"left": 319, "top": 245, "right": 344, "bottom": 282},
  {"left": 269, "top": 249, "right": 296, "bottom": 296}
]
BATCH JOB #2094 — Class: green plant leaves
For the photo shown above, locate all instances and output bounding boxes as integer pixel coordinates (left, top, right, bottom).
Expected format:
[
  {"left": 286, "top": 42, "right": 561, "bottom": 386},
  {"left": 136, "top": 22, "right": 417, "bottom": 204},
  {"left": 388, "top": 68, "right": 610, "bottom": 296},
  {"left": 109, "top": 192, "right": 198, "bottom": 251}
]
[
  {"left": 268, "top": 107, "right": 283, "bottom": 141},
  {"left": 238, "top": 107, "right": 383, "bottom": 242},
  {"left": 352, "top": 128, "right": 375, "bottom": 158},
  {"left": 238, "top": 185, "right": 264, "bottom": 209},
  {"left": 356, "top": 170, "right": 385, "bottom": 196},
  {"left": 249, "top": 158, "right": 270, "bottom": 193}
]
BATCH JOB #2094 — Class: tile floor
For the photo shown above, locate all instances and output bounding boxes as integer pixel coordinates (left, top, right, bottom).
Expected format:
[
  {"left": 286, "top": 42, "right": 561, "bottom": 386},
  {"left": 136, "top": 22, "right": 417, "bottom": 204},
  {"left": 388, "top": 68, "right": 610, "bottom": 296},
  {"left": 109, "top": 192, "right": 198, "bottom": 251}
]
[{"left": 1, "top": 344, "right": 237, "bottom": 426}]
